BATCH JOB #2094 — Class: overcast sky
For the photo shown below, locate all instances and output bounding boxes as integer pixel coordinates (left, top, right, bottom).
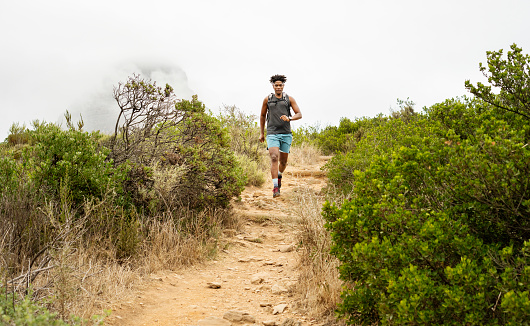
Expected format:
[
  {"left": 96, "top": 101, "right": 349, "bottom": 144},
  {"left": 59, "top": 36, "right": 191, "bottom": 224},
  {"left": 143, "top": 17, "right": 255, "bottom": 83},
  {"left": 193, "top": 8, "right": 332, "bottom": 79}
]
[{"left": 1, "top": 0, "right": 529, "bottom": 139}]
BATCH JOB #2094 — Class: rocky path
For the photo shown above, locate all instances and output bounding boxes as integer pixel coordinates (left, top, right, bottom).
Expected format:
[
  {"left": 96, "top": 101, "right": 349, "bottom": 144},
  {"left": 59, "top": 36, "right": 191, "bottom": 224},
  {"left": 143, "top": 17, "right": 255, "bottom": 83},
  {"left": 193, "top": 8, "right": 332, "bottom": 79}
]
[{"left": 106, "top": 159, "right": 328, "bottom": 326}]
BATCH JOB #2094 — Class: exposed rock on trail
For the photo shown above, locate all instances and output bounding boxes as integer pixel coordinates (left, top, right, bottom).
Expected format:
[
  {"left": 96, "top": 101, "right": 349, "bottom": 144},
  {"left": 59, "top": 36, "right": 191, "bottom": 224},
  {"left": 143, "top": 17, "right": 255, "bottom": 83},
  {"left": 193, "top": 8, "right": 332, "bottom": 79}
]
[{"left": 106, "top": 158, "right": 329, "bottom": 326}]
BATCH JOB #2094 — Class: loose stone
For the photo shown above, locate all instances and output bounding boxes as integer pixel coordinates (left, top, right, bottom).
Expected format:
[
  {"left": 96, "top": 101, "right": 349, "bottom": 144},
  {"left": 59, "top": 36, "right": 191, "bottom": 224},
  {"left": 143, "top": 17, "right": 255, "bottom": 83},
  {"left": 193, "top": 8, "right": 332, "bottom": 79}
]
[
  {"left": 272, "top": 303, "right": 288, "bottom": 315},
  {"left": 207, "top": 281, "right": 222, "bottom": 289}
]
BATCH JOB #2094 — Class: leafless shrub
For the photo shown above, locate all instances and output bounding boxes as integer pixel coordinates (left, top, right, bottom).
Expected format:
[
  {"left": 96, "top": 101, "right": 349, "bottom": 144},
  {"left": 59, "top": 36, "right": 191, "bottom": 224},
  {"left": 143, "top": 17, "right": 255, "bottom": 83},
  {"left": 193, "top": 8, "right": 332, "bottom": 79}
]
[{"left": 110, "top": 74, "right": 186, "bottom": 165}]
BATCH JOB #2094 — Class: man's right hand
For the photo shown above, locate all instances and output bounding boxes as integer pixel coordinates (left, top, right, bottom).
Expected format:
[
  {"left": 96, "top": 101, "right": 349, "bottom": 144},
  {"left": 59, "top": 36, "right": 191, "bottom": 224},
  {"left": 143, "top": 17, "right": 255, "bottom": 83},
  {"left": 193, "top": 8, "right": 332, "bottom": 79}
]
[{"left": 259, "top": 134, "right": 265, "bottom": 143}]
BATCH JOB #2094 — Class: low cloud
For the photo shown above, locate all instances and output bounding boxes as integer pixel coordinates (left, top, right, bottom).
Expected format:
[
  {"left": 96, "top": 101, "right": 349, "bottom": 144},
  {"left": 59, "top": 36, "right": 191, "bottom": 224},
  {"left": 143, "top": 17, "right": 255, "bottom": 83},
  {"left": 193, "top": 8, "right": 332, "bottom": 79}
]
[{"left": 61, "top": 60, "right": 194, "bottom": 135}]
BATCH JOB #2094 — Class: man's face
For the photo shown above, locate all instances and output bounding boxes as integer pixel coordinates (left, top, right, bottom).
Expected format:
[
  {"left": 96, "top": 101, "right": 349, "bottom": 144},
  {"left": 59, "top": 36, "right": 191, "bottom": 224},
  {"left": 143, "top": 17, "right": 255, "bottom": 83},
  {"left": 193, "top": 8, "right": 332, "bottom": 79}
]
[{"left": 273, "top": 81, "right": 284, "bottom": 94}]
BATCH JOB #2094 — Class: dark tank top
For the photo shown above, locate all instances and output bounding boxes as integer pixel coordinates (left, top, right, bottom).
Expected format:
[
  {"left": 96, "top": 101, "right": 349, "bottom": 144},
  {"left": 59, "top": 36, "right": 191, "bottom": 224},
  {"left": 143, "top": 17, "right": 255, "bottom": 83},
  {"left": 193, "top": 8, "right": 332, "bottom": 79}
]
[{"left": 266, "top": 94, "right": 291, "bottom": 135}]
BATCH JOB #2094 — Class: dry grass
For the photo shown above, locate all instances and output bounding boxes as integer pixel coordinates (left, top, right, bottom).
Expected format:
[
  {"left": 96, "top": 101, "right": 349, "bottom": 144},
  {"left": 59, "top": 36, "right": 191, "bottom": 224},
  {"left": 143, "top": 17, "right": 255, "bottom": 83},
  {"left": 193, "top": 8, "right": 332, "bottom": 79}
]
[
  {"left": 48, "top": 208, "right": 231, "bottom": 320},
  {"left": 0, "top": 186, "right": 236, "bottom": 322},
  {"left": 137, "top": 208, "right": 232, "bottom": 272},
  {"left": 289, "top": 142, "right": 324, "bottom": 167},
  {"left": 33, "top": 244, "right": 141, "bottom": 321},
  {"left": 235, "top": 153, "right": 268, "bottom": 187},
  {"left": 290, "top": 187, "right": 345, "bottom": 325}
]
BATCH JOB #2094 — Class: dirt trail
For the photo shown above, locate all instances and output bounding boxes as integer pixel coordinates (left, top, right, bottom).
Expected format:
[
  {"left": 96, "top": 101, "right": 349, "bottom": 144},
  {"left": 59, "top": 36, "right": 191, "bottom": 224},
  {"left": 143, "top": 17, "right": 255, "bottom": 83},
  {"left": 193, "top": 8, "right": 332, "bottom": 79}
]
[{"left": 106, "top": 158, "right": 329, "bottom": 326}]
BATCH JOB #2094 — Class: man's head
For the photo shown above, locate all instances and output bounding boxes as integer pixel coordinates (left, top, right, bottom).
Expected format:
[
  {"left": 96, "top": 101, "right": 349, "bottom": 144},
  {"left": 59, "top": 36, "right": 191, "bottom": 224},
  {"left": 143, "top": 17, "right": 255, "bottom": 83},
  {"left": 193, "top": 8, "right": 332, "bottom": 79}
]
[
  {"left": 270, "top": 74, "right": 287, "bottom": 84},
  {"left": 270, "top": 74, "right": 287, "bottom": 95}
]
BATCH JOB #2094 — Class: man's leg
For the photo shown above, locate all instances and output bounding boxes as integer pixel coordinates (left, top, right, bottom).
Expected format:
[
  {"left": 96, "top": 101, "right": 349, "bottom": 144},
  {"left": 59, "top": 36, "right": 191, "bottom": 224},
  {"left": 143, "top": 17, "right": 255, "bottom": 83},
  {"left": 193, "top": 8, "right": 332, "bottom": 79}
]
[
  {"left": 269, "top": 147, "right": 280, "bottom": 179},
  {"left": 269, "top": 147, "right": 281, "bottom": 197},
  {"left": 277, "top": 134, "right": 291, "bottom": 189},
  {"left": 279, "top": 152, "right": 289, "bottom": 174}
]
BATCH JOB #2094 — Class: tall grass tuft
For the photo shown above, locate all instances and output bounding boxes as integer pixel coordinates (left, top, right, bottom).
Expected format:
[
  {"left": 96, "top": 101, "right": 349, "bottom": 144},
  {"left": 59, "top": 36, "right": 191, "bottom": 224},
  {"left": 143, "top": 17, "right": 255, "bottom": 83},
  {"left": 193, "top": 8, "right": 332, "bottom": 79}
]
[
  {"left": 291, "top": 187, "right": 344, "bottom": 324},
  {"left": 289, "top": 142, "right": 323, "bottom": 167}
]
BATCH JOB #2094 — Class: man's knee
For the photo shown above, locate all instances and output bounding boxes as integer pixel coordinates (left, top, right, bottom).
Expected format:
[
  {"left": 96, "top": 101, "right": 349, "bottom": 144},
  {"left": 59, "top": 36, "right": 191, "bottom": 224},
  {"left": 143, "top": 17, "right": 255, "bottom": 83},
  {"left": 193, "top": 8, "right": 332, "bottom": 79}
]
[{"left": 270, "top": 152, "right": 279, "bottom": 162}]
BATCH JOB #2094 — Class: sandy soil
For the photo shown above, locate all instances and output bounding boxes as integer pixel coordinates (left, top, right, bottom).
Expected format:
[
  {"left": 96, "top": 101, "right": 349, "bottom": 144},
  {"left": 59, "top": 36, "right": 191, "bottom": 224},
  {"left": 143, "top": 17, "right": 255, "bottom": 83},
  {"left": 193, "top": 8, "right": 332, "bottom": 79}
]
[{"left": 105, "top": 158, "right": 329, "bottom": 326}]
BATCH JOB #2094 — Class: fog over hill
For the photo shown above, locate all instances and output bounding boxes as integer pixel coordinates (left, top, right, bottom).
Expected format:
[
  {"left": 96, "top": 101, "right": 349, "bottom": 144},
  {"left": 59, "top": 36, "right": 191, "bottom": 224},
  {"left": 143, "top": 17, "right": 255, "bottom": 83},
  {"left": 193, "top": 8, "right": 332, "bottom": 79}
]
[{"left": 64, "top": 62, "right": 194, "bottom": 135}]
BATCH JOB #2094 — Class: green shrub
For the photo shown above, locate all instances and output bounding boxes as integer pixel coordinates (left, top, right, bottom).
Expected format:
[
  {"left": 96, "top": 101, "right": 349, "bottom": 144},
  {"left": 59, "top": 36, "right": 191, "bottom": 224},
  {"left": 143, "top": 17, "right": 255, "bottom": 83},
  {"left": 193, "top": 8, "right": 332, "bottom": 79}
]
[
  {"left": 323, "top": 116, "right": 436, "bottom": 195},
  {"left": 24, "top": 123, "right": 126, "bottom": 208},
  {"left": 291, "top": 123, "right": 322, "bottom": 147},
  {"left": 0, "top": 156, "right": 20, "bottom": 197},
  {"left": 235, "top": 153, "right": 265, "bottom": 187},
  {"left": 217, "top": 105, "right": 264, "bottom": 162},
  {"left": 166, "top": 103, "right": 245, "bottom": 209},
  {"left": 5, "top": 122, "right": 31, "bottom": 146},
  {"left": 216, "top": 104, "right": 268, "bottom": 187},
  {"left": 0, "top": 287, "right": 82, "bottom": 325},
  {"left": 317, "top": 117, "right": 361, "bottom": 154},
  {"left": 324, "top": 97, "right": 530, "bottom": 325}
]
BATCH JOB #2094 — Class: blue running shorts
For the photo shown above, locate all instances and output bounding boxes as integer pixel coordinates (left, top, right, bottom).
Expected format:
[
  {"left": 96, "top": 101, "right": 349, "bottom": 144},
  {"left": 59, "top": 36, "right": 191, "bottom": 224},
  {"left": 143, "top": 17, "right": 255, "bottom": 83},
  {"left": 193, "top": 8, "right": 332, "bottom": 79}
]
[{"left": 266, "top": 134, "right": 293, "bottom": 153}]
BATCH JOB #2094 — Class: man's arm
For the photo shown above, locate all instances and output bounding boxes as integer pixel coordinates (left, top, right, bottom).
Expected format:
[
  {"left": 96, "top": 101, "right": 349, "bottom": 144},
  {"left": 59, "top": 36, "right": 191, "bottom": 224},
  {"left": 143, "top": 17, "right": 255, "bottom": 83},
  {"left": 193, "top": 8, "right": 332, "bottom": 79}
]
[{"left": 259, "top": 97, "right": 268, "bottom": 143}]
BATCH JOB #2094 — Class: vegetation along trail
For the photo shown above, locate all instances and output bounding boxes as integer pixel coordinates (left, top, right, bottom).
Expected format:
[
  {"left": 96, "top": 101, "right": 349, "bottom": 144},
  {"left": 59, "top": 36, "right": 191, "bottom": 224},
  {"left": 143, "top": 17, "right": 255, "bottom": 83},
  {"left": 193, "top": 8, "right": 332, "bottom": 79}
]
[{"left": 106, "top": 157, "right": 331, "bottom": 326}]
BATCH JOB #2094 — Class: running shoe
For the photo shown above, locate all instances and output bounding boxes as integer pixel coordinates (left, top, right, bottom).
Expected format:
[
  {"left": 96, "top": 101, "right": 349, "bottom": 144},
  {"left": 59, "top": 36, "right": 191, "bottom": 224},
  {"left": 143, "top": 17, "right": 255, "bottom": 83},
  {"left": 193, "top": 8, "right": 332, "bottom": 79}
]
[{"left": 273, "top": 186, "right": 281, "bottom": 198}]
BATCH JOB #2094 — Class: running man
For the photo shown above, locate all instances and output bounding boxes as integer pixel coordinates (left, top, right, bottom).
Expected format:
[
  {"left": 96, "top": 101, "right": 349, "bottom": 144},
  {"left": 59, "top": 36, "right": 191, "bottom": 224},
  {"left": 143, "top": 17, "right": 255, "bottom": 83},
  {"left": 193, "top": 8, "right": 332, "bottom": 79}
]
[{"left": 259, "top": 74, "right": 302, "bottom": 198}]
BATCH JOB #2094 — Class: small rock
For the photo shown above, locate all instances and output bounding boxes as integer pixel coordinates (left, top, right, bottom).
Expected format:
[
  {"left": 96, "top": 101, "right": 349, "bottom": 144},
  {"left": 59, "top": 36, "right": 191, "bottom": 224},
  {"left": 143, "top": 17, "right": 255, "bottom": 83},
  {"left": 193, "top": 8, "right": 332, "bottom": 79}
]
[
  {"left": 251, "top": 272, "right": 269, "bottom": 284},
  {"left": 279, "top": 244, "right": 294, "bottom": 253},
  {"left": 251, "top": 276, "right": 263, "bottom": 284},
  {"left": 207, "top": 281, "right": 222, "bottom": 289},
  {"left": 242, "top": 313, "right": 257, "bottom": 323},
  {"left": 263, "top": 320, "right": 277, "bottom": 326},
  {"left": 197, "top": 316, "right": 231, "bottom": 326},
  {"left": 223, "top": 310, "right": 243, "bottom": 322},
  {"left": 239, "top": 256, "right": 263, "bottom": 262},
  {"left": 258, "top": 284, "right": 271, "bottom": 291},
  {"left": 260, "top": 302, "right": 272, "bottom": 307},
  {"left": 271, "top": 284, "right": 288, "bottom": 295},
  {"left": 273, "top": 303, "right": 288, "bottom": 315}
]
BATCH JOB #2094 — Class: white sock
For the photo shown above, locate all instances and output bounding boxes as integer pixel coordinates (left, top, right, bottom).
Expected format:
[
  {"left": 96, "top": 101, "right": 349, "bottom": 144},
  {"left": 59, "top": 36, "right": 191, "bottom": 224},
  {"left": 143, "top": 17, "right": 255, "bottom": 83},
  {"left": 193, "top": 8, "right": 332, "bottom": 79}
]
[{"left": 273, "top": 178, "right": 278, "bottom": 188}]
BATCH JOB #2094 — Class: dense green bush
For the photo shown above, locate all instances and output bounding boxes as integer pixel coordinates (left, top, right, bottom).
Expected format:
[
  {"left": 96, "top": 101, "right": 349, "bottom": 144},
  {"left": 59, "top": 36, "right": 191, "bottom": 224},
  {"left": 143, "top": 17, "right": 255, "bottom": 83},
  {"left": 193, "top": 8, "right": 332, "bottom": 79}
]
[
  {"left": 324, "top": 96, "right": 530, "bottom": 324},
  {"left": 316, "top": 117, "right": 369, "bottom": 154},
  {"left": 291, "top": 123, "right": 322, "bottom": 147},
  {"left": 324, "top": 115, "right": 432, "bottom": 195},
  {"left": 23, "top": 123, "right": 127, "bottom": 208},
  {"left": 316, "top": 102, "right": 418, "bottom": 155},
  {"left": 5, "top": 123, "right": 31, "bottom": 146},
  {"left": 171, "top": 105, "right": 246, "bottom": 209}
]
